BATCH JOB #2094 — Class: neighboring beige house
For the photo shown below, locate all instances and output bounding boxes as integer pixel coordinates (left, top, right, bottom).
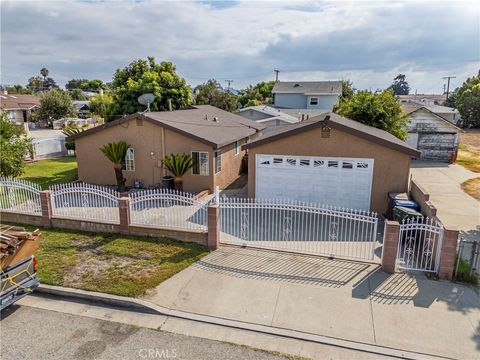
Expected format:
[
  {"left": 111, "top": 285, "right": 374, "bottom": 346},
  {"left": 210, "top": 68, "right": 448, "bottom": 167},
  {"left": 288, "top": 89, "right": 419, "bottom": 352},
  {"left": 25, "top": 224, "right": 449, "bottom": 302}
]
[
  {"left": 70, "top": 105, "right": 264, "bottom": 193},
  {"left": 0, "top": 93, "right": 40, "bottom": 125},
  {"left": 242, "top": 113, "right": 420, "bottom": 214},
  {"left": 402, "top": 105, "right": 463, "bottom": 162},
  {"left": 398, "top": 94, "right": 447, "bottom": 106}
]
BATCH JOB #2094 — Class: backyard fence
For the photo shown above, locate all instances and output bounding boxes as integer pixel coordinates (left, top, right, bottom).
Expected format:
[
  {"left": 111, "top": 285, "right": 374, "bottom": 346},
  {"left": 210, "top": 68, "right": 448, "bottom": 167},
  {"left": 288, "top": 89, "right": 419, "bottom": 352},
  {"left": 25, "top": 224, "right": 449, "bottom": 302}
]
[
  {"left": 0, "top": 177, "right": 42, "bottom": 215},
  {"left": 396, "top": 217, "right": 444, "bottom": 273},
  {"left": 219, "top": 197, "right": 379, "bottom": 261},
  {"left": 129, "top": 189, "right": 209, "bottom": 231},
  {"left": 50, "top": 183, "right": 120, "bottom": 223},
  {"left": 455, "top": 239, "right": 479, "bottom": 280}
]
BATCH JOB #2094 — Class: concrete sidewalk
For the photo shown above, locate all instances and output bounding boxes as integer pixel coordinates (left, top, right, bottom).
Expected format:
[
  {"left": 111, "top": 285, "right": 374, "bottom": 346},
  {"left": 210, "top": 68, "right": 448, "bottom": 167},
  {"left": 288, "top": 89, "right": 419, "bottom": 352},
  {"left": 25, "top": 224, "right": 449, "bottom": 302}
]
[
  {"left": 410, "top": 161, "right": 479, "bottom": 241},
  {"left": 144, "top": 246, "right": 480, "bottom": 359}
]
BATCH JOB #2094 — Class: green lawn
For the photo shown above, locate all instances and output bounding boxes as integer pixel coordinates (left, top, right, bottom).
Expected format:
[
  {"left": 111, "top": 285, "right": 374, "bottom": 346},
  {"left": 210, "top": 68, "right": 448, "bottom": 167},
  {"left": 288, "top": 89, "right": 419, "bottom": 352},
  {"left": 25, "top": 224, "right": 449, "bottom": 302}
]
[
  {"left": 20, "top": 157, "right": 78, "bottom": 189},
  {"left": 8, "top": 223, "right": 208, "bottom": 297}
]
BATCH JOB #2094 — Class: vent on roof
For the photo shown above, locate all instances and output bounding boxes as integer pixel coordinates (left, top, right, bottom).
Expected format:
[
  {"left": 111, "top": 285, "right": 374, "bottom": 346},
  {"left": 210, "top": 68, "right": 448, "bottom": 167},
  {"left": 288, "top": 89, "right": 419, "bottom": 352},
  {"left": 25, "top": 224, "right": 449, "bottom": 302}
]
[
  {"left": 213, "top": 117, "right": 219, "bottom": 122},
  {"left": 294, "top": 84, "right": 301, "bottom": 87}
]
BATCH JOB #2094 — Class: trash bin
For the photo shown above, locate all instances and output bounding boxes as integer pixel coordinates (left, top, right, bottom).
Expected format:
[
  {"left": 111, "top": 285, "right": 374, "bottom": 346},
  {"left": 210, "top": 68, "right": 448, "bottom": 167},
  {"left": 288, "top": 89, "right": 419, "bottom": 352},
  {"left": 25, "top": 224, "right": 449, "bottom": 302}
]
[
  {"left": 393, "top": 206, "right": 423, "bottom": 223},
  {"left": 392, "top": 199, "right": 420, "bottom": 211},
  {"left": 387, "top": 192, "right": 409, "bottom": 219},
  {"left": 162, "top": 176, "right": 175, "bottom": 190}
]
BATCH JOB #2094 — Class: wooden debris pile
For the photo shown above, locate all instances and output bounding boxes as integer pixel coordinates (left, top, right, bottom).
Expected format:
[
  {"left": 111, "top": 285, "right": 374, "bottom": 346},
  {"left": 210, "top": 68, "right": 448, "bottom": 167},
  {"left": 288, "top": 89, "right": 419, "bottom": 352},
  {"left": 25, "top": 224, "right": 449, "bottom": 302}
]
[{"left": 0, "top": 225, "right": 41, "bottom": 261}]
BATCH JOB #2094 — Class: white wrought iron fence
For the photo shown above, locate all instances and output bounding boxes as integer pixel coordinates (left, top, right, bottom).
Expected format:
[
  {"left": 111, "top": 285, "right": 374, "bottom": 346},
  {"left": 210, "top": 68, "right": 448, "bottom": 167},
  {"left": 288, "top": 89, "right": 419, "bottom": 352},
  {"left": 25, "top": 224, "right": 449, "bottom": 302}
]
[
  {"left": 50, "top": 183, "right": 120, "bottom": 223},
  {"left": 397, "top": 217, "right": 444, "bottom": 272},
  {"left": 0, "top": 177, "right": 42, "bottom": 215},
  {"left": 219, "top": 197, "right": 379, "bottom": 261},
  {"left": 129, "top": 189, "right": 209, "bottom": 231}
]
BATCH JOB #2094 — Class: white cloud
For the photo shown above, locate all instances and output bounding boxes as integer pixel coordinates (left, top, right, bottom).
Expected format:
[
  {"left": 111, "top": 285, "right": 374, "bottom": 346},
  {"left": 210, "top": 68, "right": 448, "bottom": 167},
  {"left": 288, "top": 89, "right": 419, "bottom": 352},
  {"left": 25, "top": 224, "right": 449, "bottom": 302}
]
[{"left": 1, "top": 0, "right": 478, "bottom": 92}]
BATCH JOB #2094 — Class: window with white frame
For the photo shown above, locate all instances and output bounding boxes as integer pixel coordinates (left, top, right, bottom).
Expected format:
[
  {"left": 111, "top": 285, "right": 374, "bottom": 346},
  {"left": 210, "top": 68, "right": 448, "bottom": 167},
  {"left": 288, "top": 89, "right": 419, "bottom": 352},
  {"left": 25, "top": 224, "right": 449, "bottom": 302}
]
[
  {"left": 214, "top": 150, "right": 221, "bottom": 173},
  {"left": 192, "top": 151, "right": 209, "bottom": 176},
  {"left": 123, "top": 147, "right": 135, "bottom": 171},
  {"left": 235, "top": 140, "right": 241, "bottom": 155},
  {"left": 310, "top": 97, "right": 319, "bottom": 105}
]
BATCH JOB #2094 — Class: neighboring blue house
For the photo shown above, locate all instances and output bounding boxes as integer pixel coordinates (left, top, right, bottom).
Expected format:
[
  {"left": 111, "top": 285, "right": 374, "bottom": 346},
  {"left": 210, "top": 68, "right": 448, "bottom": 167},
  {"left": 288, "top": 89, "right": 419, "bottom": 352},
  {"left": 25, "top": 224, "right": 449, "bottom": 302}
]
[{"left": 272, "top": 81, "right": 342, "bottom": 111}]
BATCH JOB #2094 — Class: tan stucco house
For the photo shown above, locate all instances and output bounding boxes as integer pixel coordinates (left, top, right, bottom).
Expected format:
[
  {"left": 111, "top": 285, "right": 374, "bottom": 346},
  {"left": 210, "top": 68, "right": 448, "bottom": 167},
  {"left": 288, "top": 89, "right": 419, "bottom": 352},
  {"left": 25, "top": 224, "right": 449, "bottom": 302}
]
[
  {"left": 70, "top": 105, "right": 265, "bottom": 193},
  {"left": 242, "top": 113, "right": 421, "bottom": 214}
]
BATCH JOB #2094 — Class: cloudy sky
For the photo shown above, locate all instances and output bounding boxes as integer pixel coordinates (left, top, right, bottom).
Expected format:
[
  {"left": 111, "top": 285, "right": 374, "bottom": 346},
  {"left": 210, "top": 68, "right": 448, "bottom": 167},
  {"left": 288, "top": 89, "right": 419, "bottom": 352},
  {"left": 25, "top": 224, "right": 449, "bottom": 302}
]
[{"left": 1, "top": 0, "right": 479, "bottom": 93}]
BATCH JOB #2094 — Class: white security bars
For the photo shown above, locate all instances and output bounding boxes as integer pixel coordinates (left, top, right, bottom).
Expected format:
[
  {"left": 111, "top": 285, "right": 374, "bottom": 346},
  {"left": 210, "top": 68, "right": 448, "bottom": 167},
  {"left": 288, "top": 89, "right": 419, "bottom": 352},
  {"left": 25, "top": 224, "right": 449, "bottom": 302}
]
[
  {"left": 397, "top": 217, "right": 444, "bottom": 272},
  {"left": 0, "top": 177, "right": 42, "bottom": 215},
  {"left": 50, "top": 183, "right": 120, "bottom": 223},
  {"left": 219, "top": 198, "right": 378, "bottom": 261},
  {"left": 129, "top": 189, "right": 208, "bottom": 231}
]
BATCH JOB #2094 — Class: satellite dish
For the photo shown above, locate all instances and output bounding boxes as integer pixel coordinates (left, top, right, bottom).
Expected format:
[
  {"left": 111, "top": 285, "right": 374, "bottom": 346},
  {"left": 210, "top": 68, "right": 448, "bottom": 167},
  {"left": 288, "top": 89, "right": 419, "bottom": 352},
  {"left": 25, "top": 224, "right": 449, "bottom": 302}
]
[{"left": 138, "top": 93, "right": 155, "bottom": 112}]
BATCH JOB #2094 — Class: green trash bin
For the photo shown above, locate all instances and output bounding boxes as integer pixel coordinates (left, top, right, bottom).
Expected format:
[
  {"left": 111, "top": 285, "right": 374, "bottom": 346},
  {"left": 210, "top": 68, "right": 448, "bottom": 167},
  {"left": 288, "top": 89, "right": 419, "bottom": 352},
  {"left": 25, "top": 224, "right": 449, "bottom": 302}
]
[{"left": 392, "top": 206, "right": 423, "bottom": 223}]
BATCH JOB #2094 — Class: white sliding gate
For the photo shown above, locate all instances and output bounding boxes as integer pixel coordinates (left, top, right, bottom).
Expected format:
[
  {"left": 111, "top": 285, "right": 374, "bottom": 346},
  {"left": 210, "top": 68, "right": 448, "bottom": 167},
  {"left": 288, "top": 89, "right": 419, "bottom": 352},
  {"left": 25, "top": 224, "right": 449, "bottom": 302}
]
[
  {"left": 397, "top": 217, "right": 444, "bottom": 272},
  {"left": 219, "top": 198, "right": 379, "bottom": 261}
]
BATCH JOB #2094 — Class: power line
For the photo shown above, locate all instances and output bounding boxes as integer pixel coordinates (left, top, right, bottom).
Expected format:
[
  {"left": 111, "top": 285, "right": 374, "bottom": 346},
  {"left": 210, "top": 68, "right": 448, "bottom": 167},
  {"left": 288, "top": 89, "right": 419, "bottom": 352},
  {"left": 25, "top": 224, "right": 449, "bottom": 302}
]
[{"left": 442, "top": 76, "right": 456, "bottom": 100}]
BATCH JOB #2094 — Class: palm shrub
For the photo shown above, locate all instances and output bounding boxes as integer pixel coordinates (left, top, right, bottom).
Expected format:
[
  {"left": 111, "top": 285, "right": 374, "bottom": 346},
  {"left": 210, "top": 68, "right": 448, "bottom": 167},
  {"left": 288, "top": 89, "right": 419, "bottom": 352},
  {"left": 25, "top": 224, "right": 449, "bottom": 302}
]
[
  {"left": 162, "top": 153, "right": 193, "bottom": 191},
  {"left": 62, "top": 123, "right": 83, "bottom": 154},
  {"left": 100, "top": 141, "right": 129, "bottom": 192}
]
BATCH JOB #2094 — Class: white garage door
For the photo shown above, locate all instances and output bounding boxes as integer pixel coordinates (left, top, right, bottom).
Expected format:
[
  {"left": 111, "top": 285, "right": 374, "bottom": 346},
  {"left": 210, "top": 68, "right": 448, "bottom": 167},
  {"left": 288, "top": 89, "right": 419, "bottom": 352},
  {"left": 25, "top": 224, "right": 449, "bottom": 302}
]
[{"left": 256, "top": 155, "right": 374, "bottom": 210}]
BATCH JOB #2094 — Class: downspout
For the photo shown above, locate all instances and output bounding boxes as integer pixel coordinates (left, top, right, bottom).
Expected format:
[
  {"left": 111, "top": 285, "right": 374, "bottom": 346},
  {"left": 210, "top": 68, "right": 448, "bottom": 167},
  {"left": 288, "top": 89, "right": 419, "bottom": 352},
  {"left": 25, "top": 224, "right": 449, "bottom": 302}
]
[{"left": 161, "top": 127, "right": 166, "bottom": 177}]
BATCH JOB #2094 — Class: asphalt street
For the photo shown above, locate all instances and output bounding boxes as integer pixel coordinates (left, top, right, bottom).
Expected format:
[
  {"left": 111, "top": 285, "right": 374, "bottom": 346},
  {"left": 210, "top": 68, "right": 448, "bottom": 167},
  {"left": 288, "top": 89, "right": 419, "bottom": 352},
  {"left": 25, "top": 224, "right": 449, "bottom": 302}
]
[{"left": 0, "top": 305, "right": 295, "bottom": 360}]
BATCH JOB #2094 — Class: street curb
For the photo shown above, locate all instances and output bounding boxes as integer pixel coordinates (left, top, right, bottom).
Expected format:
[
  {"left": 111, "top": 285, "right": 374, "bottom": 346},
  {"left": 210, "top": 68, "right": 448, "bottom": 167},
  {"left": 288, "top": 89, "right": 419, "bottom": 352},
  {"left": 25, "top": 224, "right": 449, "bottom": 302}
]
[{"left": 35, "top": 284, "right": 451, "bottom": 360}]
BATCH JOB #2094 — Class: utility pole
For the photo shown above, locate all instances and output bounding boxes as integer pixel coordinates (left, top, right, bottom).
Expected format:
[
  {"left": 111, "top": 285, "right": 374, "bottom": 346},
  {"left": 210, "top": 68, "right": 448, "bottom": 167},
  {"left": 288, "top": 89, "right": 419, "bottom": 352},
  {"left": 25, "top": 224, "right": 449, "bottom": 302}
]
[
  {"left": 442, "top": 76, "right": 456, "bottom": 99},
  {"left": 225, "top": 80, "right": 233, "bottom": 91},
  {"left": 274, "top": 69, "right": 280, "bottom": 82},
  {"left": 443, "top": 84, "right": 446, "bottom": 94}
]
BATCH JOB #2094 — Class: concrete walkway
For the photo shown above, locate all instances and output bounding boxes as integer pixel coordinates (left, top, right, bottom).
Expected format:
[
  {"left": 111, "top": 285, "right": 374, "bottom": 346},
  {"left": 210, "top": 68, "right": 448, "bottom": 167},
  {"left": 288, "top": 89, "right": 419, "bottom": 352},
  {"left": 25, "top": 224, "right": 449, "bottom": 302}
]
[
  {"left": 144, "top": 246, "right": 480, "bottom": 359},
  {"left": 410, "top": 161, "right": 479, "bottom": 241}
]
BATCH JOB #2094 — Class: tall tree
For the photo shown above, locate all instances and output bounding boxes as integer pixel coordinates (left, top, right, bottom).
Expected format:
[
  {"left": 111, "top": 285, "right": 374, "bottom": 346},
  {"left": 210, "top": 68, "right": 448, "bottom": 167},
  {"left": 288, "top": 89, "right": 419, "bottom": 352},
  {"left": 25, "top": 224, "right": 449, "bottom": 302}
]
[
  {"left": 106, "top": 57, "right": 192, "bottom": 121},
  {"left": 89, "top": 93, "right": 114, "bottom": 119},
  {"left": 391, "top": 74, "right": 410, "bottom": 95},
  {"left": 0, "top": 113, "right": 32, "bottom": 177},
  {"left": 65, "top": 79, "right": 88, "bottom": 91},
  {"left": 238, "top": 81, "right": 275, "bottom": 107},
  {"left": 194, "top": 79, "right": 238, "bottom": 112},
  {"left": 40, "top": 67, "right": 49, "bottom": 80},
  {"left": 333, "top": 89, "right": 409, "bottom": 140},
  {"left": 339, "top": 80, "right": 355, "bottom": 101},
  {"left": 80, "top": 79, "right": 108, "bottom": 91},
  {"left": 455, "top": 75, "right": 480, "bottom": 127},
  {"left": 27, "top": 76, "right": 45, "bottom": 93},
  {"left": 32, "top": 89, "right": 76, "bottom": 125}
]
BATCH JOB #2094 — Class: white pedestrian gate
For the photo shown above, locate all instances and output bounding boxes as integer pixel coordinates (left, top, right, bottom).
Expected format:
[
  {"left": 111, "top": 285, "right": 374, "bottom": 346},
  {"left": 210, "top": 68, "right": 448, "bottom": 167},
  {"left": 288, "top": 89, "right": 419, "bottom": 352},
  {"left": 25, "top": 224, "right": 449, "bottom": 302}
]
[
  {"left": 255, "top": 155, "right": 374, "bottom": 210},
  {"left": 219, "top": 198, "right": 379, "bottom": 261},
  {"left": 397, "top": 217, "right": 444, "bottom": 272}
]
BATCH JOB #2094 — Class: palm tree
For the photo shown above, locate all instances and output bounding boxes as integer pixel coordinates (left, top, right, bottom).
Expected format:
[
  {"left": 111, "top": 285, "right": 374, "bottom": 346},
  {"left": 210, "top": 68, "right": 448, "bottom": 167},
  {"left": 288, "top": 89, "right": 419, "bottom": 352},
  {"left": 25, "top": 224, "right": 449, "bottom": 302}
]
[
  {"left": 162, "top": 154, "right": 193, "bottom": 191},
  {"left": 40, "top": 67, "right": 49, "bottom": 80},
  {"left": 62, "top": 124, "right": 83, "bottom": 155},
  {"left": 100, "top": 141, "right": 129, "bottom": 192}
]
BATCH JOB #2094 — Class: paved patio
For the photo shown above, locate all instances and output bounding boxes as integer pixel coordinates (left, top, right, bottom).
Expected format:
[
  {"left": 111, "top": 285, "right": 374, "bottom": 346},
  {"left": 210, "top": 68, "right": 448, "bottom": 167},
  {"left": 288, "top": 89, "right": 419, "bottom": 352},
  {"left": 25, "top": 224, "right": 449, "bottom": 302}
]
[{"left": 144, "top": 246, "right": 480, "bottom": 359}]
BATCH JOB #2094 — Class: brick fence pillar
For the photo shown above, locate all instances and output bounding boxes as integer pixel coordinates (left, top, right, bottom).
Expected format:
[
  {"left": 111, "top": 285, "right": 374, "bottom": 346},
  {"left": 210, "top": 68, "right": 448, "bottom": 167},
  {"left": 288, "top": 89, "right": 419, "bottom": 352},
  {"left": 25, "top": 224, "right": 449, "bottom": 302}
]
[
  {"left": 382, "top": 220, "right": 400, "bottom": 273},
  {"left": 207, "top": 204, "right": 220, "bottom": 250},
  {"left": 438, "top": 228, "right": 459, "bottom": 280},
  {"left": 118, "top": 197, "right": 130, "bottom": 235},
  {"left": 40, "top": 190, "right": 52, "bottom": 228}
]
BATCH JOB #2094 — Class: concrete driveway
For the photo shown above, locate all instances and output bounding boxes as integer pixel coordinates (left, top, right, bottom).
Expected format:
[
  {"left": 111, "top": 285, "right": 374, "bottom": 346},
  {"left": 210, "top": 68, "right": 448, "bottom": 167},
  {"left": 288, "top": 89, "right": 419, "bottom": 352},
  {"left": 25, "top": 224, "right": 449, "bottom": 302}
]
[
  {"left": 144, "top": 246, "right": 480, "bottom": 359},
  {"left": 410, "top": 161, "right": 480, "bottom": 241}
]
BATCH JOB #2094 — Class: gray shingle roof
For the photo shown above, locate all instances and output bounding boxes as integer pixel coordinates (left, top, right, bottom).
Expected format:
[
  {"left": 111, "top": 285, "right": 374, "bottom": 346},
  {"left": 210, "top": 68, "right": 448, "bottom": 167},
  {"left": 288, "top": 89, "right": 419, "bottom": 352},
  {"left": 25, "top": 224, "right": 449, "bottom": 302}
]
[
  {"left": 272, "top": 81, "right": 342, "bottom": 95},
  {"left": 70, "top": 105, "right": 265, "bottom": 148},
  {"left": 243, "top": 112, "right": 421, "bottom": 157}
]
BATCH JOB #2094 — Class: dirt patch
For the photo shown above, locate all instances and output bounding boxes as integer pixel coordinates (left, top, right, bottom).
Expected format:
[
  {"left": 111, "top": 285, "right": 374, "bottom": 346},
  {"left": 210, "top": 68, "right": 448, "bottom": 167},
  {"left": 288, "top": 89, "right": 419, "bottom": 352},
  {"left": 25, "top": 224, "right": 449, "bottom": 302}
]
[{"left": 461, "top": 178, "right": 480, "bottom": 201}]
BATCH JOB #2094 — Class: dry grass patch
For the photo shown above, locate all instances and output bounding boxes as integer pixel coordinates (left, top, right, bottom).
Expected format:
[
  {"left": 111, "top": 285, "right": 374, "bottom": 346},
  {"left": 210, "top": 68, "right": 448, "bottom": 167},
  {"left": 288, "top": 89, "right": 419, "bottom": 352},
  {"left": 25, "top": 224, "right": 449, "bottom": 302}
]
[
  {"left": 3, "top": 224, "right": 208, "bottom": 297},
  {"left": 461, "top": 177, "right": 480, "bottom": 201},
  {"left": 457, "top": 144, "right": 480, "bottom": 173}
]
